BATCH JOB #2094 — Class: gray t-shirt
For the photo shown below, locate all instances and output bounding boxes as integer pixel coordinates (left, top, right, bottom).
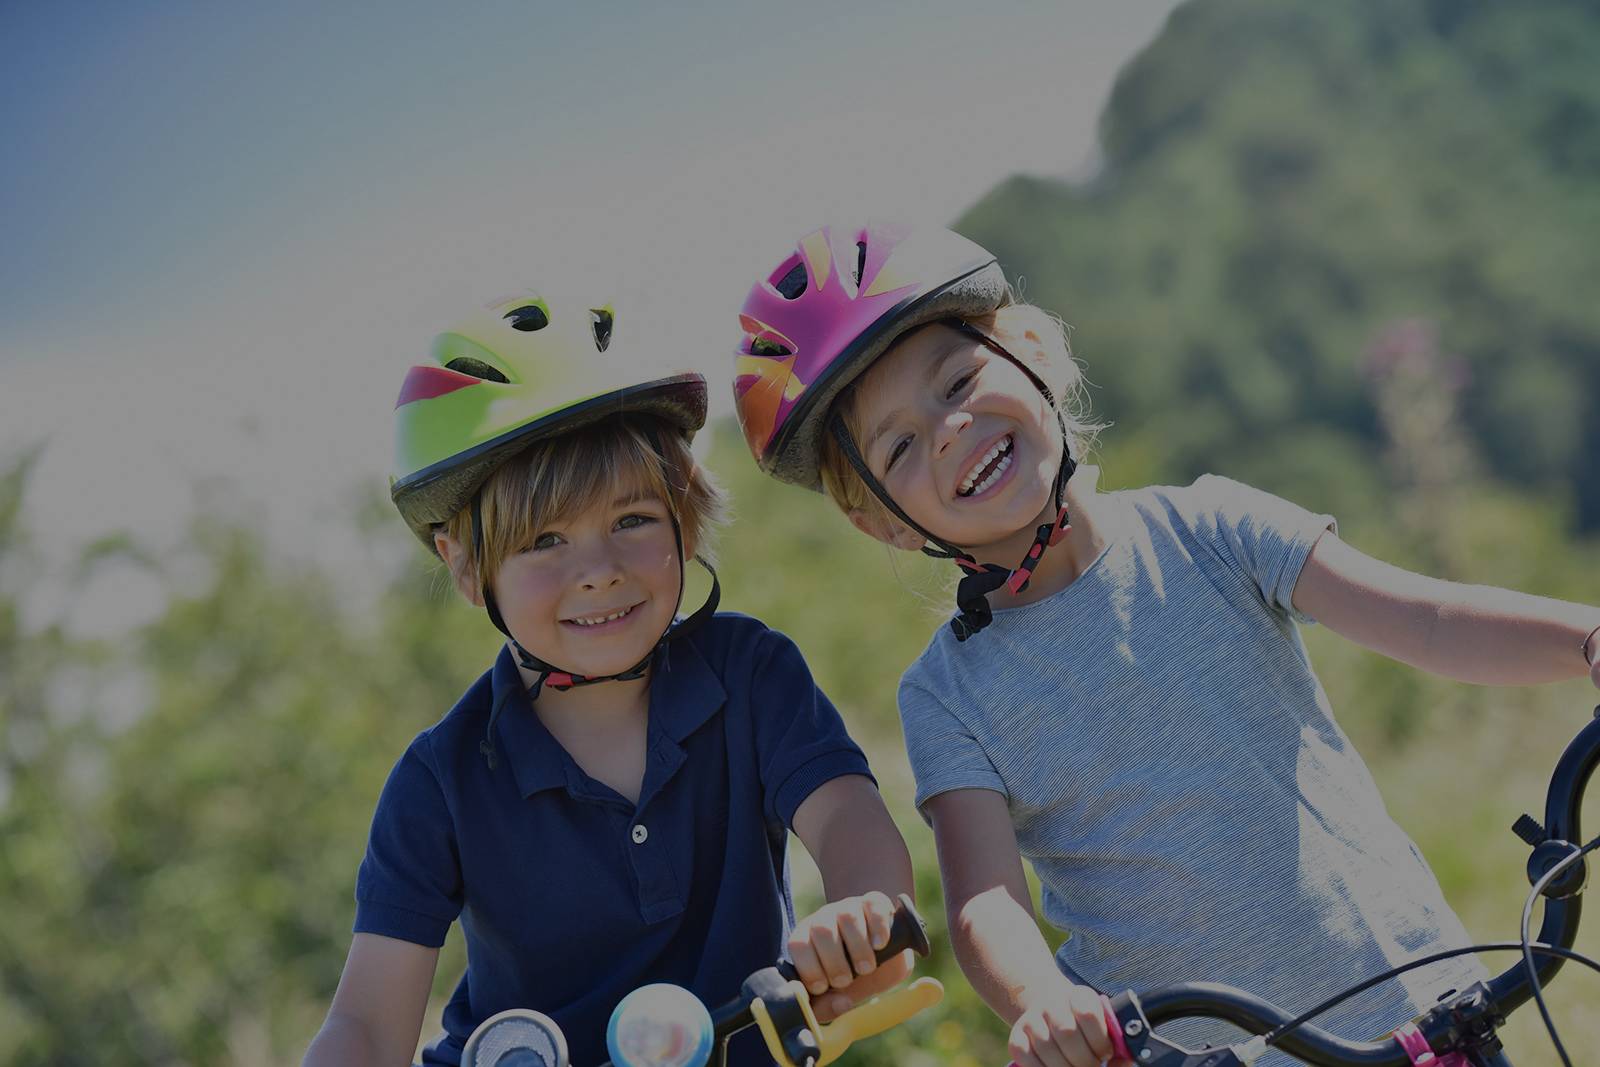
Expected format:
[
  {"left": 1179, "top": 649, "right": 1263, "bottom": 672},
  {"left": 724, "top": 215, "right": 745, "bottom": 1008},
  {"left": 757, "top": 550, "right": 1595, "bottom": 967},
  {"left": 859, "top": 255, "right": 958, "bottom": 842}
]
[{"left": 899, "top": 476, "right": 1482, "bottom": 1053}]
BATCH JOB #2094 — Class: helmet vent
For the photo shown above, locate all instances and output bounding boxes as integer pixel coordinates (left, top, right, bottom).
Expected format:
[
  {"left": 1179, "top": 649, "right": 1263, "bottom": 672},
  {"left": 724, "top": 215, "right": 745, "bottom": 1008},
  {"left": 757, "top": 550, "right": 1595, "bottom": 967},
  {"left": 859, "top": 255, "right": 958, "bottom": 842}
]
[
  {"left": 504, "top": 304, "right": 550, "bottom": 332},
  {"left": 750, "top": 338, "right": 792, "bottom": 358},
  {"left": 590, "top": 308, "right": 614, "bottom": 352},
  {"left": 775, "top": 261, "right": 808, "bottom": 300},
  {"left": 444, "top": 357, "right": 510, "bottom": 383},
  {"left": 854, "top": 241, "right": 867, "bottom": 285}
]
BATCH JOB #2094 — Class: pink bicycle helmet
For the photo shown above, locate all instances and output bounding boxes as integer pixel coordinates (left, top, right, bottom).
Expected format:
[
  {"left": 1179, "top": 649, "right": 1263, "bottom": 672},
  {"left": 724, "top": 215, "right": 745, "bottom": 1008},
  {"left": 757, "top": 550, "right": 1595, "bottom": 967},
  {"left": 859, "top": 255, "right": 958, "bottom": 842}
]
[
  {"left": 734, "top": 222, "right": 1009, "bottom": 492},
  {"left": 734, "top": 223, "right": 1077, "bottom": 641}
]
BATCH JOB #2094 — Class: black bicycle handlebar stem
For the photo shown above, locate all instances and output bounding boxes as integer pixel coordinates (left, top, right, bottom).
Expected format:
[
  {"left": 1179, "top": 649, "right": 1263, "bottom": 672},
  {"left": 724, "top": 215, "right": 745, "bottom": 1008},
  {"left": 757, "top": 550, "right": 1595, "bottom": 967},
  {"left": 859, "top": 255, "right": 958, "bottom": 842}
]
[{"left": 1480, "top": 706, "right": 1600, "bottom": 1012}]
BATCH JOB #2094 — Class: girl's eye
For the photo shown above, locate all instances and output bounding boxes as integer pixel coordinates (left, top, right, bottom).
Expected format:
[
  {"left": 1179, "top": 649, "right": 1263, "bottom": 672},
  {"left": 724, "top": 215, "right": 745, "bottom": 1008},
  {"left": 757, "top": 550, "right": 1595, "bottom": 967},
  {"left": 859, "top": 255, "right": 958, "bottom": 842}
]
[
  {"left": 616, "top": 513, "right": 658, "bottom": 531},
  {"left": 885, "top": 436, "right": 911, "bottom": 473},
  {"left": 945, "top": 368, "right": 977, "bottom": 400},
  {"left": 531, "top": 532, "right": 562, "bottom": 551}
]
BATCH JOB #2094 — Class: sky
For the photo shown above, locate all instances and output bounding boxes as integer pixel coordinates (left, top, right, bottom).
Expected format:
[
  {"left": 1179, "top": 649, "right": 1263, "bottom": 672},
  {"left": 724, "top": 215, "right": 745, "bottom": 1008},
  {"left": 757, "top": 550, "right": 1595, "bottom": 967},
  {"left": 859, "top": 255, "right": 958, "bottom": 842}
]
[{"left": 0, "top": 0, "right": 1181, "bottom": 632}]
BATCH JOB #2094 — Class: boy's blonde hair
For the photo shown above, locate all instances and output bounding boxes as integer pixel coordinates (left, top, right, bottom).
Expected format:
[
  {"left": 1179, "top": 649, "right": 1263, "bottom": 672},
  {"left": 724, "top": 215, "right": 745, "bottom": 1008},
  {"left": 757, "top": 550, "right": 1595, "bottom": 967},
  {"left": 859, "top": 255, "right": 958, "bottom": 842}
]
[
  {"left": 818, "top": 302, "right": 1100, "bottom": 528},
  {"left": 441, "top": 414, "right": 723, "bottom": 591}
]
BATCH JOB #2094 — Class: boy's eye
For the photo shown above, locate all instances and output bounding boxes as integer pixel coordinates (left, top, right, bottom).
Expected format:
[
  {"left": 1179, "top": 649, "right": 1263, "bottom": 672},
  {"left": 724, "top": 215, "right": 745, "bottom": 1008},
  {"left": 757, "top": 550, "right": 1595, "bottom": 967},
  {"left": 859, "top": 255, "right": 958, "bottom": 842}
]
[
  {"left": 616, "top": 513, "right": 658, "bottom": 531},
  {"left": 945, "top": 368, "right": 977, "bottom": 400}
]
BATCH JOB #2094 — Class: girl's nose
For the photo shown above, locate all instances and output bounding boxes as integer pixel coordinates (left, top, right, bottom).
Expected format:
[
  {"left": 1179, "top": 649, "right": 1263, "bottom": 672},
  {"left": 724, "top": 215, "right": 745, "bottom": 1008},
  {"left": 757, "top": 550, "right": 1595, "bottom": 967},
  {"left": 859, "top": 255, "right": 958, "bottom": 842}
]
[{"left": 934, "top": 409, "right": 973, "bottom": 457}]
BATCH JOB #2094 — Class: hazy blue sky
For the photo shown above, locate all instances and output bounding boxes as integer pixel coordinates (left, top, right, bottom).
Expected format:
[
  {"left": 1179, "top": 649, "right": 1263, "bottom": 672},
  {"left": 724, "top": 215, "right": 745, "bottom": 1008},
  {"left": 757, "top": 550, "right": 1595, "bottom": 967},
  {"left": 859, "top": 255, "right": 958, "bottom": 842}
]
[{"left": 1, "top": 0, "right": 1179, "bottom": 628}]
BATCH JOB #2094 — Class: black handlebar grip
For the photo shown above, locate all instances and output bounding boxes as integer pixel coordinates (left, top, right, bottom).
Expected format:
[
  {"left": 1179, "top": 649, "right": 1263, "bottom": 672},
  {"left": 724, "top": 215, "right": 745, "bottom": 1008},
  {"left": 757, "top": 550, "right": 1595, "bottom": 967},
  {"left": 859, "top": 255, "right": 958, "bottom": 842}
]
[
  {"left": 878, "top": 893, "right": 931, "bottom": 963},
  {"left": 776, "top": 893, "right": 931, "bottom": 985}
]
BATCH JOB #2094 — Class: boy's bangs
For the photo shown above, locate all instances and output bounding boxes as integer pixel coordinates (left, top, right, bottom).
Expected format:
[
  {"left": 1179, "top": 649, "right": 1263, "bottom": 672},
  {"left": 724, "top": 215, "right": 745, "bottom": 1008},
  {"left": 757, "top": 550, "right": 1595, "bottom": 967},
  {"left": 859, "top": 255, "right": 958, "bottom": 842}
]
[
  {"left": 440, "top": 413, "right": 719, "bottom": 593},
  {"left": 490, "top": 425, "right": 674, "bottom": 561}
]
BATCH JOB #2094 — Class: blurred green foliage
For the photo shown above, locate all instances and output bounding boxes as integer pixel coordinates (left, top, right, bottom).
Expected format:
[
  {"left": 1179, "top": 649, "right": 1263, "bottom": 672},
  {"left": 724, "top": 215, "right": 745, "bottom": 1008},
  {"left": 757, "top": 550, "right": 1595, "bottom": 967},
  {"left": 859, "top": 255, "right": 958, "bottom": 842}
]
[{"left": 4, "top": 1, "right": 1600, "bottom": 1064}]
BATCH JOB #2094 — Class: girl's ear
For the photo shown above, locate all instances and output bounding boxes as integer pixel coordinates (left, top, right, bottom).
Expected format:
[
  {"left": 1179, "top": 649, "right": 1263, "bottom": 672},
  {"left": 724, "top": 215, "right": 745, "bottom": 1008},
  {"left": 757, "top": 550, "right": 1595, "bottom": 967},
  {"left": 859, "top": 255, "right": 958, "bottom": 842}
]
[
  {"left": 433, "top": 530, "right": 487, "bottom": 607},
  {"left": 847, "top": 508, "right": 926, "bottom": 552}
]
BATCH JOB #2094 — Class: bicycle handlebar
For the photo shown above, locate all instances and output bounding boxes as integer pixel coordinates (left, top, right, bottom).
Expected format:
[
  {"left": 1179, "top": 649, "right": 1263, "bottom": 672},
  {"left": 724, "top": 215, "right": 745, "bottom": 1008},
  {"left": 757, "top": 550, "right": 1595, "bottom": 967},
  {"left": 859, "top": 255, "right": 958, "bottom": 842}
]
[
  {"left": 771, "top": 890, "right": 932, "bottom": 986},
  {"left": 1093, "top": 707, "right": 1600, "bottom": 1067},
  {"left": 706, "top": 892, "right": 935, "bottom": 1067},
  {"left": 590, "top": 892, "right": 936, "bottom": 1067},
  {"left": 471, "top": 895, "right": 937, "bottom": 1067}
]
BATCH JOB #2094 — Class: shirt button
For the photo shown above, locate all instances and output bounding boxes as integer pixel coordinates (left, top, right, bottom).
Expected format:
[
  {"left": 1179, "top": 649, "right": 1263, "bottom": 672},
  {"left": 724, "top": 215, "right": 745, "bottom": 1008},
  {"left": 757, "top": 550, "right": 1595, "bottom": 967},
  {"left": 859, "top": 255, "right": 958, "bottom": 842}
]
[{"left": 631, "top": 824, "right": 649, "bottom": 844}]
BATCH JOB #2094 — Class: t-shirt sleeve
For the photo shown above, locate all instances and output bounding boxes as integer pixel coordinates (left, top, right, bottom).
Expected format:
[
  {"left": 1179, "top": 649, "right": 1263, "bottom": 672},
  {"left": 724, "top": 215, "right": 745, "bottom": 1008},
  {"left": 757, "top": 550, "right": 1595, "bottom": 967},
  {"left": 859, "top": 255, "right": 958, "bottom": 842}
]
[
  {"left": 353, "top": 737, "right": 463, "bottom": 947},
  {"left": 898, "top": 673, "right": 1006, "bottom": 822},
  {"left": 1187, "top": 474, "right": 1337, "bottom": 624},
  {"left": 749, "top": 628, "right": 875, "bottom": 829}
]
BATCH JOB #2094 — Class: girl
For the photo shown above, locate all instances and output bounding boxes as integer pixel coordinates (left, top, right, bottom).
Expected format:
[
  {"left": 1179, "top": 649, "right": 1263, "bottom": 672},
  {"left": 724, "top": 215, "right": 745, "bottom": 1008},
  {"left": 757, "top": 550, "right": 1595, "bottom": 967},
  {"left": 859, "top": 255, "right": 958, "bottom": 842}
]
[
  {"left": 731, "top": 224, "right": 1600, "bottom": 1067},
  {"left": 304, "top": 289, "right": 915, "bottom": 1067}
]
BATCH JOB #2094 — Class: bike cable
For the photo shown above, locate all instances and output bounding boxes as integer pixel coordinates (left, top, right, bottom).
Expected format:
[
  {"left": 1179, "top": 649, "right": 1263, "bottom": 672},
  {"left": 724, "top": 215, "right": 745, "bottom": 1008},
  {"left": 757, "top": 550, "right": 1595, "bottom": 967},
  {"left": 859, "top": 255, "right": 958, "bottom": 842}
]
[
  {"left": 1518, "top": 831, "right": 1600, "bottom": 1067},
  {"left": 1250, "top": 940, "right": 1600, "bottom": 1060}
]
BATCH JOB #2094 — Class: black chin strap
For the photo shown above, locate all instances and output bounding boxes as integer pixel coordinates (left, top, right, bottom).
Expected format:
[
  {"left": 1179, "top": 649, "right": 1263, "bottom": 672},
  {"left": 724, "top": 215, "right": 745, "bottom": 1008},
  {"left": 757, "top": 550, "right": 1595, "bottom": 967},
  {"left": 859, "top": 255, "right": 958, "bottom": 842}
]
[{"left": 829, "top": 319, "right": 1076, "bottom": 642}]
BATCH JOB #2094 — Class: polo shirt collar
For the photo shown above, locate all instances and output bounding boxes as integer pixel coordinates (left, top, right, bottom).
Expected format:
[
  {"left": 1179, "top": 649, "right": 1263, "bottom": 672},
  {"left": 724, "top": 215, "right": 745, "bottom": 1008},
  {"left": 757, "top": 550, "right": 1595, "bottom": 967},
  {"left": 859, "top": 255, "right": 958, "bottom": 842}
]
[{"left": 487, "top": 634, "right": 728, "bottom": 800}]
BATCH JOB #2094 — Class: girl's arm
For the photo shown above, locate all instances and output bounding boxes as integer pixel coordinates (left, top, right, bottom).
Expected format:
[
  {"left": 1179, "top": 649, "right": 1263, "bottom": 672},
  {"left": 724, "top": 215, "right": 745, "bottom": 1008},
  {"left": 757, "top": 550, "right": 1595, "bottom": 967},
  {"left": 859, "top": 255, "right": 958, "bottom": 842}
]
[
  {"left": 924, "top": 788, "right": 1118, "bottom": 1067},
  {"left": 302, "top": 933, "right": 439, "bottom": 1067},
  {"left": 1292, "top": 531, "right": 1600, "bottom": 688},
  {"left": 790, "top": 774, "right": 916, "bottom": 1020}
]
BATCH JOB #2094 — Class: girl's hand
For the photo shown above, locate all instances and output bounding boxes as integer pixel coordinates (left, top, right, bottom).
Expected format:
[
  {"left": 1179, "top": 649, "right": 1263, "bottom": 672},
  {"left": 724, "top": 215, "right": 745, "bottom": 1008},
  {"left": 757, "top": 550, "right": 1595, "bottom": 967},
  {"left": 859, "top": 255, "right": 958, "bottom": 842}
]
[
  {"left": 787, "top": 891, "right": 913, "bottom": 1022},
  {"left": 1009, "top": 976, "right": 1130, "bottom": 1067}
]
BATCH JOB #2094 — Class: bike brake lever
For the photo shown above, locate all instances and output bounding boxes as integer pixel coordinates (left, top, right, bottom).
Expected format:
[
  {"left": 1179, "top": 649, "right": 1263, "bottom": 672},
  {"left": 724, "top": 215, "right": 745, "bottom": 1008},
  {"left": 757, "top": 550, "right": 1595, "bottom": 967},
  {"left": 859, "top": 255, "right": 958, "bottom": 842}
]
[{"left": 1107, "top": 991, "right": 1255, "bottom": 1067}]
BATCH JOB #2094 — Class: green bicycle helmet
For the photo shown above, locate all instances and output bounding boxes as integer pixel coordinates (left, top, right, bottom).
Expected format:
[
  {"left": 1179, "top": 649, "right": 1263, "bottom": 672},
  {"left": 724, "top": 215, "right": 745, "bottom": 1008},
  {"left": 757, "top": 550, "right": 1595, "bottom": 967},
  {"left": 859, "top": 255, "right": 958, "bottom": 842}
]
[
  {"left": 391, "top": 289, "right": 708, "bottom": 548},
  {"left": 391, "top": 290, "right": 720, "bottom": 771}
]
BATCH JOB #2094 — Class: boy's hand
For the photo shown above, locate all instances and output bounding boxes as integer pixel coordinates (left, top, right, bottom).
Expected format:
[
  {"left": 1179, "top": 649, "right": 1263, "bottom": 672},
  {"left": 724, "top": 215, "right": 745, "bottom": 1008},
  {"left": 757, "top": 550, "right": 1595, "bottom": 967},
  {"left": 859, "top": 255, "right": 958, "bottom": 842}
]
[
  {"left": 1009, "top": 975, "right": 1130, "bottom": 1067},
  {"left": 787, "top": 891, "right": 913, "bottom": 1022}
]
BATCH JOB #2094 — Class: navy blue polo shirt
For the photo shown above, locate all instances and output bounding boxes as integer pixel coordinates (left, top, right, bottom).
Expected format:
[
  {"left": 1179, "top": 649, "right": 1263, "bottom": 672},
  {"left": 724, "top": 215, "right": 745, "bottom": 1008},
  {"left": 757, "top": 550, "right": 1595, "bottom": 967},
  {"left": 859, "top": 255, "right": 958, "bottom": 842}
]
[{"left": 353, "top": 613, "right": 873, "bottom": 1067}]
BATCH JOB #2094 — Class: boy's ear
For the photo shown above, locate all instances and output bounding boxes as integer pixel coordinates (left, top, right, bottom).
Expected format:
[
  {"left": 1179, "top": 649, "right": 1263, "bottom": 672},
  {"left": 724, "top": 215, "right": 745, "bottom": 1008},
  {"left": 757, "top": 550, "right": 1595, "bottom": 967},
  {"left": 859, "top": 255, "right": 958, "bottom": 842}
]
[
  {"left": 433, "top": 530, "right": 487, "bottom": 607},
  {"left": 846, "top": 508, "right": 926, "bottom": 552}
]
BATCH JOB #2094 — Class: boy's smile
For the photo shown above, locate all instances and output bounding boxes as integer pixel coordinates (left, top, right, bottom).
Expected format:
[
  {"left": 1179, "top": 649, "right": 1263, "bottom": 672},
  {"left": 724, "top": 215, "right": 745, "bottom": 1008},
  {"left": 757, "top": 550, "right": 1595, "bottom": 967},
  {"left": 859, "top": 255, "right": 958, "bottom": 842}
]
[{"left": 562, "top": 601, "right": 644, "bottom": 629}]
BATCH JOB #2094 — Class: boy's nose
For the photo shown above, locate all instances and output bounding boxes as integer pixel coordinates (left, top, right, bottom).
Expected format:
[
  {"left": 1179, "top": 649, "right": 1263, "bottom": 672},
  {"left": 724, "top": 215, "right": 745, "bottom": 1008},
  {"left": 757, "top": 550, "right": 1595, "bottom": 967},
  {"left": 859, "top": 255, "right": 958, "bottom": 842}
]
[
  {"left": 579, "top": 570, "right": 625, "bottom": 591},
  {"left": 575, "top": 549, "right": 627, "bottom": 590}
]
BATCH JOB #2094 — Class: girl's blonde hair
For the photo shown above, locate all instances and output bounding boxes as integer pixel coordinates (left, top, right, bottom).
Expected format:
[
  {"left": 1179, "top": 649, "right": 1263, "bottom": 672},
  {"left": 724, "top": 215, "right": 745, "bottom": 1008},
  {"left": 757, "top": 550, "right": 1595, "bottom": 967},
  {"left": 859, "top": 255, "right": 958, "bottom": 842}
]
[
  {"left": 440, "top": 414, "right": 724, "bottom": 591},
  {"left": 818, "top": 302, "right": 1101, "bottom": 528}
]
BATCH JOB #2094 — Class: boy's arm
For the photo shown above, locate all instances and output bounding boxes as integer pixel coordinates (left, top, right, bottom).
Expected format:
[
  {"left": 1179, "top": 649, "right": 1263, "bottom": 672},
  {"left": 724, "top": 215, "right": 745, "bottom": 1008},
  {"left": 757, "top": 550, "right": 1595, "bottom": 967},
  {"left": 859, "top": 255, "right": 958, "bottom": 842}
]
[
  {"left": 303, "top": 932, "right": 439, "bottom": 1067},
  {"left": 1292, "top": 531, "right": 1600, "bottom": 688},
  {"left": 790, "top": 773, "right": 915, "bottom": 1019},
  {"left": 925, "top": 788, "right": 1118, "bottom": 1067}
]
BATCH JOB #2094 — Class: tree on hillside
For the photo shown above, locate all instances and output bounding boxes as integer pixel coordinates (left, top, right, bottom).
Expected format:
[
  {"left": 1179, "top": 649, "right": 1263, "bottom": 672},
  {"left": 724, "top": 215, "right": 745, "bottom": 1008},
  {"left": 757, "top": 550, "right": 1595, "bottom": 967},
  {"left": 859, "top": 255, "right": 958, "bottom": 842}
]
[{"left": 959, "top": 0, "right": 1600, "bottom": 528}]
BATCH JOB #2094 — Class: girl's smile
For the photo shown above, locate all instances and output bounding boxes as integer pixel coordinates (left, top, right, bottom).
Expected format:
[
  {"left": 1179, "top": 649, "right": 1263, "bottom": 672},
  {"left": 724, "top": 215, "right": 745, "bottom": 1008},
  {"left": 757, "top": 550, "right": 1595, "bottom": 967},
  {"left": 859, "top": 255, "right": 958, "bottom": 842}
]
[{"left": 954, "top": 432, "right": 1016, "bottom": 501}]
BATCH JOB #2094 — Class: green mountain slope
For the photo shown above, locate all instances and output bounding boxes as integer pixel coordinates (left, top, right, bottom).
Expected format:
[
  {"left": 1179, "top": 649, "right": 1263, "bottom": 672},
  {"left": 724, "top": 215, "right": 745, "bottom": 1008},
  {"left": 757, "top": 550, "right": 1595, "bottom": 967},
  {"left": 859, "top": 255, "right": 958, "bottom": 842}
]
[{"left": 958, "top": 0, "right": 1600, "bottom": 526}]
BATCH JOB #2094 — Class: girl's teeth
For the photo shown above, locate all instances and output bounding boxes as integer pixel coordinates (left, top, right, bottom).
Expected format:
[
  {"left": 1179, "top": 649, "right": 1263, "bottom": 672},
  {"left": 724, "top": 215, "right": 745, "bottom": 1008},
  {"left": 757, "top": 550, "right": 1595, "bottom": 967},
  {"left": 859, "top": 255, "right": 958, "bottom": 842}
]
[
  {"left": 970, "top": 451, "right": 1012, "bottom": 495},
  {"left": 958, "top": 437, "right": 1013, "bottom": 496}
]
